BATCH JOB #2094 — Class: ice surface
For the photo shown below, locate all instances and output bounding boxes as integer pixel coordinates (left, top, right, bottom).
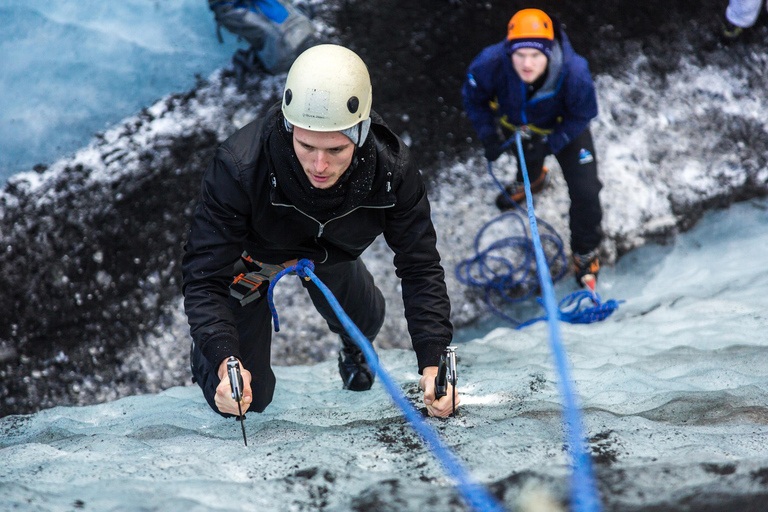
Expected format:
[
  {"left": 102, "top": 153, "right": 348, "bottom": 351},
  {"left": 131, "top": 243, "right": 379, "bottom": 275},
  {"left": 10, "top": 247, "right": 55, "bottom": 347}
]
[
  {"left": 0, "top": 0, "right": 245, "bottom": 182},
  {"left": 3, "top": 198, "right": 768, "bottom": 511}
]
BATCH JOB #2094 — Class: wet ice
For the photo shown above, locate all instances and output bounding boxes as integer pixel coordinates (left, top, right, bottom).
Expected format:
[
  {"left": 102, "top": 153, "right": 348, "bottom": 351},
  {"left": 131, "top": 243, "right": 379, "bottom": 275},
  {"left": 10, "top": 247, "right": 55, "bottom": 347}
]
[{"left": 0, "top": 0, "right": 245, "bottom": 182}]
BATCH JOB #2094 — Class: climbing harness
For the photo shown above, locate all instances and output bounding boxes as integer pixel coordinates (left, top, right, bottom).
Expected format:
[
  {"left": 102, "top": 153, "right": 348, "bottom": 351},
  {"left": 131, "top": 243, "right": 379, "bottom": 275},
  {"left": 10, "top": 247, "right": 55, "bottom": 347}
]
[
  {"left": 265, "top": 259, "right": 506, "bottom": 512},
  {"left": 499, "top": 116, "right": 555, "bottom": 137},
  {"left": 229, "top": 252, "right": 289, "bottom": 306}
]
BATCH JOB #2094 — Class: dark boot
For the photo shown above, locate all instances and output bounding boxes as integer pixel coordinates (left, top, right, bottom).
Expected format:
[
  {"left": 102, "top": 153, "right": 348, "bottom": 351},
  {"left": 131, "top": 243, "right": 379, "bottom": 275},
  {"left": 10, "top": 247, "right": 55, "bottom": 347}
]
[
  {"left": 338, "top": 340, "right": 375, "bottom": 391},
  {"left": 573, "top": 249, "right": 600, "bottom": 288}
]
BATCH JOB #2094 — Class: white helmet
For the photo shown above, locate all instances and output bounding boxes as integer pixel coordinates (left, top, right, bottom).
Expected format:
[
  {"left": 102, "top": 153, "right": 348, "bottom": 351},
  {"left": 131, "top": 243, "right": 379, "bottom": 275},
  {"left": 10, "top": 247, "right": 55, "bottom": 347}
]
[{"left": 282, "top": 44, "right": 372, "bottom": 132}]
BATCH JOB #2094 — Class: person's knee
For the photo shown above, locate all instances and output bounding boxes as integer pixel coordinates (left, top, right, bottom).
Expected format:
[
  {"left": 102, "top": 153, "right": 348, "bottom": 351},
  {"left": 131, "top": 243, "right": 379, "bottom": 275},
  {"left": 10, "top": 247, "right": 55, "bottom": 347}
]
[{"left": 568, "top": 174, "right": 602, "bottom": 201}]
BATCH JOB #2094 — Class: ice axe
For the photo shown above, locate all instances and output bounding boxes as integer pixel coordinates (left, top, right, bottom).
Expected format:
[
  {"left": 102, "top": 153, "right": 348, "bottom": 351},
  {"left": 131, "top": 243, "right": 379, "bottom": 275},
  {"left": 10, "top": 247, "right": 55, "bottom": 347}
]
[
  {"left": 226, "top": 357, "right": 248, "bottom": 446},
  {"left": 434, "top": 347, "right": 458, "bottom": 417}
]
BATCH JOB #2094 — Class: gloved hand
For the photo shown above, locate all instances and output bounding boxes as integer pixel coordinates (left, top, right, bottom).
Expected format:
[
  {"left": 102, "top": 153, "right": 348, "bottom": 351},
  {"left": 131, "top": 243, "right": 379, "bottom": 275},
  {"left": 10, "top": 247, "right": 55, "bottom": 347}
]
[
  {"left": 481, "top": 135, "right": 504, "bottom": 162},
  {"left": 517, "top": 125, "right": 533, "bottom": 139},
  {"left": 522, "top": 135, "right": 551, "bottom": 163}
]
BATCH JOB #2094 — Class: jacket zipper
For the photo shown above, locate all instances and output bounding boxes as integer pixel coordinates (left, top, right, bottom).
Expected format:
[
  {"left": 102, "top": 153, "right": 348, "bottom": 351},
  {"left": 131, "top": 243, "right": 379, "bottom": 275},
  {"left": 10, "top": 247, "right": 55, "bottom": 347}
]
[{"left": 271, "top": 202, "right": 396, "bottom": 262}]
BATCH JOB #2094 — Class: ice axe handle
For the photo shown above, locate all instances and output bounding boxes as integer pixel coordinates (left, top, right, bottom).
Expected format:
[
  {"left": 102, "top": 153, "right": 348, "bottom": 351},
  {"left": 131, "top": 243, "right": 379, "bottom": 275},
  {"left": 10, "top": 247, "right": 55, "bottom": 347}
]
[
  {"left": 434, "top": 353, "right": 448, "bottom": 400},
  {"left": 226, "top": 357, "right": 248, "bottom": 446}
]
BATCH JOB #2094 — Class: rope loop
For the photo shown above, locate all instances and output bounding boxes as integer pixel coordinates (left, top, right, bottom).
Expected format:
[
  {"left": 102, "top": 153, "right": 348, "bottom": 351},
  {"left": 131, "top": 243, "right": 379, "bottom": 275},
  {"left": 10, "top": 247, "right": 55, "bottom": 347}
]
[
  {"left": 294, "top": 258, "right": 315, "bottom": 278},
  {"left": 266, "top": 259, "right": 315, "bottom": 332},
  {"left": 517, "top": 291, "right": 625, "bottom": 329},
  {"left": 455, "top": 161, "right": 567, "bottom": 325}
]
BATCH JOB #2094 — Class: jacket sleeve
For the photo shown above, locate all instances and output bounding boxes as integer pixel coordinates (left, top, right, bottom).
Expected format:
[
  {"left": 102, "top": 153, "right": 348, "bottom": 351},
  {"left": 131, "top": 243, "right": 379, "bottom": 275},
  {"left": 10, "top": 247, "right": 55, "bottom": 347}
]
[
  {"left": 547, "top": 58, "right": 598, "bottom": 154},
  {"left": 461, "top": 54, "right": 500, "bottom": 144},
  {"left": 383, "top": 157, "right": 453, "bottom": 373},
  {"left": 182, "top": 145, "right": 252, "bottom": 370}
]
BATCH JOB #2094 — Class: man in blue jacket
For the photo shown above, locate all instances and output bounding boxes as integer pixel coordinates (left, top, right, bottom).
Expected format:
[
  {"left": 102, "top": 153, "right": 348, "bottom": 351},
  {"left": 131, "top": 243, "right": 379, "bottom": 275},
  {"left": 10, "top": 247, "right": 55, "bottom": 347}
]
[{"left": 462, "top": 8, "right": 603, "bottom": 286}]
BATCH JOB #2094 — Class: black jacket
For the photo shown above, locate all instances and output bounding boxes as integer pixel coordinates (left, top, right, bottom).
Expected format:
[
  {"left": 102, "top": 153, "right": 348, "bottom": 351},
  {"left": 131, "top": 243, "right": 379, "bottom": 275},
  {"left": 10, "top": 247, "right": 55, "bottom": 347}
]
[{"left": 182, "top": 106, "right": 452, "bottom": 372}]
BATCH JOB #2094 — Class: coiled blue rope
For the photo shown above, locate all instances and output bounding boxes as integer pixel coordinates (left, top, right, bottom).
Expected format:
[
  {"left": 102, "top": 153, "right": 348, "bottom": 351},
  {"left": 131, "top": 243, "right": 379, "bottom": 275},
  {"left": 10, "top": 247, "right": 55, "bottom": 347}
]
[
  {"left": 266, "top": 259, "right": 507, "bottom": 512},
  {"left": 517, "top": 290, "right": 624, "bottom": 329},
  {"left": 455, "top": 208, "right": 567, "bottom": 325},
  {"left": 456, "top": 138, "right": 620, "bottom": 328}
]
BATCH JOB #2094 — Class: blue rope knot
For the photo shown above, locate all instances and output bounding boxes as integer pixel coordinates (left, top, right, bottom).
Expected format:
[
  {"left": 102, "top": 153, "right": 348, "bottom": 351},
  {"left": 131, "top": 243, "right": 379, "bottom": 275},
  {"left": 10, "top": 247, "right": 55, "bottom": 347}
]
[
  {"left": 294, "top": 258, "right": 315, "bottom": 278},
  {"left": 558, "top": 291, "right": 624, "bottom": 324},
  {"left": 517, "top": 290, "right": 625, "bottom": 329}
]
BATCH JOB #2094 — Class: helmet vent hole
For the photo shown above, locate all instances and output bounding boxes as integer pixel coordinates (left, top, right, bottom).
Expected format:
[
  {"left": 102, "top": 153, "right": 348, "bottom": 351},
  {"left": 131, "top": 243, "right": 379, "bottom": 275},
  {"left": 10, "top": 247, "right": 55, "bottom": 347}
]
[
  {"left": 285, "top": 89, "right": 293, "bottom": 106},
  {"left": 347, "top": 96, "right": 359, "bottom": 114}
]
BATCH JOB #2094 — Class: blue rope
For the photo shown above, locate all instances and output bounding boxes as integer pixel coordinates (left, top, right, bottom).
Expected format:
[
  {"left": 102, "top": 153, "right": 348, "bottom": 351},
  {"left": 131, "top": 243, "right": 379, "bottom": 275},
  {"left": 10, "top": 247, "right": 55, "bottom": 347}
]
[
  {"left": 457, "top": 138, "right": 620, "bottom": 328},
  {"left": 456, "top": 136, "right": 566, "bottom": 325},
  {"left": 512, "top": 132, "right": 603, "bottom": 511},
  {"left": 266, "top": 259, "right": 507, "bottom": 512},
  {"left": 455, "top": 209, "right": 567, "bottom": 325}
]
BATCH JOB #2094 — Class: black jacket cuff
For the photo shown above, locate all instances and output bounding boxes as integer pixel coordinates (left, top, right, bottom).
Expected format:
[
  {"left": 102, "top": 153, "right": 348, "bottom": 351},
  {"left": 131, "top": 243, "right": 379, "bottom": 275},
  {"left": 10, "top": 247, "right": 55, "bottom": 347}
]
[
  {"left": 200, "top": 332, "right": 241, "bottom": 372},
  {"left": 413, "top": 337, "right": 451, "bottom": 374}
]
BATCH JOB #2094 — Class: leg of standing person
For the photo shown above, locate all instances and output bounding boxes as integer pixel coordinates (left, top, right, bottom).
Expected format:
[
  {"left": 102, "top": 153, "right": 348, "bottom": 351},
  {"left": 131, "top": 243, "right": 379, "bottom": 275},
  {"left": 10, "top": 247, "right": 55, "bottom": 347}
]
[
  {"left": 190, "top": 293, "right": 277, "bottom": 416},
  {"left": 554, "top": 127, "right": 603, "bottom": 257},
  {"left": 515, "top": 146, "right": 546, "bottom": 186}
]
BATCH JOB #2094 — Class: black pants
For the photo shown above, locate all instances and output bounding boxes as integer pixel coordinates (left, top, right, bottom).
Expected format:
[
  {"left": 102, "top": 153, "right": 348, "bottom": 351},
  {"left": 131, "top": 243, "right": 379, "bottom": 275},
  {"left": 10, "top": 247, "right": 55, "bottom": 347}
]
[
  {"left": 190, "top": 258, "right": 386, "bottom": 417},
  {"left": 513, "top": 128, "right": 603, "bottom": 255}
]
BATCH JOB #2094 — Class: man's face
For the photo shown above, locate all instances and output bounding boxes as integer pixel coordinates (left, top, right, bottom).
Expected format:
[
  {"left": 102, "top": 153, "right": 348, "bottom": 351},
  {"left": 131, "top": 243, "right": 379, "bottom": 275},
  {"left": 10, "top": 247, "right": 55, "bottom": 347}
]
[
  {"left": 292, "top": 126, "right": 355, "bottom": 189},
  {"left": 511, "top": 48, "right": 548, "bottom": 84}
]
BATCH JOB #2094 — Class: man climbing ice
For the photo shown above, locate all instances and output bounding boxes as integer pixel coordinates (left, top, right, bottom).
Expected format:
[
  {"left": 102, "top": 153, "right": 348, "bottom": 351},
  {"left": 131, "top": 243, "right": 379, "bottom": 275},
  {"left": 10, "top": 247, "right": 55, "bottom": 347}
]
[{"left": 182, "top": 44, "right": 460, "bottom": 419}]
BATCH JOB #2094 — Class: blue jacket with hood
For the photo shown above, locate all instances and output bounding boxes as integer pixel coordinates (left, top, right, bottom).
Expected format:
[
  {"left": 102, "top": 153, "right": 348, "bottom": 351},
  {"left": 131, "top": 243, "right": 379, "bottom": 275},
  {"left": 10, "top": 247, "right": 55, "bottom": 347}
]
[{"left": 462, "top": 19, "right": 598, "bottom": 155}]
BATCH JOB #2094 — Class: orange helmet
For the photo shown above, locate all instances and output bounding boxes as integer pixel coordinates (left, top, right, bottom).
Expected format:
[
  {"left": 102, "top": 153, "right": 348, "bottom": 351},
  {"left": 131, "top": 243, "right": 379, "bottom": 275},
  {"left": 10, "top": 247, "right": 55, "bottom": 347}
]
[{"left": 507, "top": 9, "right": 554, "bottom": 41}]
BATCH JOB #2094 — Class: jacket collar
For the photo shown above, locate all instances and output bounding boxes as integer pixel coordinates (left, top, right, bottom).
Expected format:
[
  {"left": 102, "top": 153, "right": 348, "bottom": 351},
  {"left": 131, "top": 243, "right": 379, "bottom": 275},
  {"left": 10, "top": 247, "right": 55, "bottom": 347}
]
[{"left": 266, "top": 109, "right": 398, "bottom": 210}]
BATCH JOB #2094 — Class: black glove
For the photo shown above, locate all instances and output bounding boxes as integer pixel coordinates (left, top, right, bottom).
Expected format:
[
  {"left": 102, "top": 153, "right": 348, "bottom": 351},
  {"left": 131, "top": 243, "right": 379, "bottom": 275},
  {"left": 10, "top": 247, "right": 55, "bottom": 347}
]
[
  {"left": 481, "top": 136, "right": 504, "bottom": 162},
  {"left": 522, "top": 135, "right": 551, "bottom": 163}
]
